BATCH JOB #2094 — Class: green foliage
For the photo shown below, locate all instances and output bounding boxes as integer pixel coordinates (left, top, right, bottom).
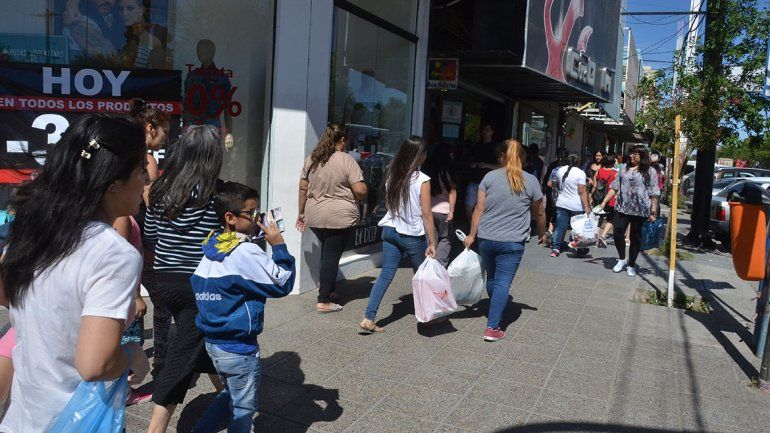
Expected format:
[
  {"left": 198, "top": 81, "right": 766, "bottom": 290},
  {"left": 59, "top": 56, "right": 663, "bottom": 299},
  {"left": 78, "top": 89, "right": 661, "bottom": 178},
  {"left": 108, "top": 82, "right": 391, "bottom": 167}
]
[{"left": 633, "top": 0, "right": 770, "bottom": 166}]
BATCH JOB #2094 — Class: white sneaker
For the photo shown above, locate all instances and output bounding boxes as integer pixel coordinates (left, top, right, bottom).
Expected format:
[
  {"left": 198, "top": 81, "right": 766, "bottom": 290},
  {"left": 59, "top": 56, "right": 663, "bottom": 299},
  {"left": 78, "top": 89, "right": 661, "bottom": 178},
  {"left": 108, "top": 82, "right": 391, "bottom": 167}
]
[
  {"left": 613, "top": 259, "right": 627, "bottom": 273},
  {"left": 626, "top": 266, "right": 637, "bottom": 277}
]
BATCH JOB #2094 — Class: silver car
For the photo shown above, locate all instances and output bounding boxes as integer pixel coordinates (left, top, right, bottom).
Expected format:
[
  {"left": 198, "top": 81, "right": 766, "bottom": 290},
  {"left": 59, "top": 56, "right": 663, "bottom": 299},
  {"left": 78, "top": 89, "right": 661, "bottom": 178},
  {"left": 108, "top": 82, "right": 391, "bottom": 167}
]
[{"left": 709, "top": 178, "right": 770, "bottom": 244}]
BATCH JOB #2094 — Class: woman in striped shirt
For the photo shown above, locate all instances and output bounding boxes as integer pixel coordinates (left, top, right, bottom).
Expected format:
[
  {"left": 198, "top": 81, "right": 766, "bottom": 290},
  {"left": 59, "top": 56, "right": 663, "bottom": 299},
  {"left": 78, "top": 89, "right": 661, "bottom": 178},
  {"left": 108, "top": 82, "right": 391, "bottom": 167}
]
[{"left": 144, "top": 125, "right": 224, "bottom": 432}]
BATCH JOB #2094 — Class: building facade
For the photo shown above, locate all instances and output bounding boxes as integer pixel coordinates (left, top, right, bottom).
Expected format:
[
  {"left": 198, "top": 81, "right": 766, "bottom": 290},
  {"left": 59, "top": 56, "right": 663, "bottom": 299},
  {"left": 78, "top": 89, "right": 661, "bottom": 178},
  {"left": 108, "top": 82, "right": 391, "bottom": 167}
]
[{"left": 0, "top": 0, "right": 624, "bottom": 293}]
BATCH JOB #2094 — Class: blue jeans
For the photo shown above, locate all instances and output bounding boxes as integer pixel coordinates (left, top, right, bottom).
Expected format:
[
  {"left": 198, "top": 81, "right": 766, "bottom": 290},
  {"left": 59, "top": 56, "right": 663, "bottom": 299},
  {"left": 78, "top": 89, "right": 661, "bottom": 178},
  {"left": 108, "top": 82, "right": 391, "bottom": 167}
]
[
  {"left": 552, "top": 207, "right": 583, "bottom": 251},
  {"left": 192, "top": 343, "right": 261, "bottom": 433},
  {"left": 365, "top": 226, "right": 427, "bottom": 321},
  {"left": 478, "top": 239, "right": 525, "bottom": 329}
]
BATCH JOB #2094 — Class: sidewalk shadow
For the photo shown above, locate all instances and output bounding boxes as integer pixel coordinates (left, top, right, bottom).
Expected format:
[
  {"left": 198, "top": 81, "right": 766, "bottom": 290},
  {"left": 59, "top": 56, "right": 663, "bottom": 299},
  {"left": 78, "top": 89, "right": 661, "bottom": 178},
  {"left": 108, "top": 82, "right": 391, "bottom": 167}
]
[
  {"left": 176, "top": 351, "right": 342, "bottom": 432},
  {"left": 451, "top": 298, "right": 537, "bottom": 331},
  {"left": 330, "top": 276, "right": 376, "bottom": 306}
]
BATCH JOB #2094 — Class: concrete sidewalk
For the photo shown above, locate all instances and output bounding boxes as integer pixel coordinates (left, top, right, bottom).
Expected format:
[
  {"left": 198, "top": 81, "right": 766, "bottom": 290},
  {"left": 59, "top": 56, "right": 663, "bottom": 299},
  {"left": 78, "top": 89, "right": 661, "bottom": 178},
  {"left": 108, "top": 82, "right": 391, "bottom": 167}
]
[{"left": 121, "top": 218, "right": 770, "bottom": 433}]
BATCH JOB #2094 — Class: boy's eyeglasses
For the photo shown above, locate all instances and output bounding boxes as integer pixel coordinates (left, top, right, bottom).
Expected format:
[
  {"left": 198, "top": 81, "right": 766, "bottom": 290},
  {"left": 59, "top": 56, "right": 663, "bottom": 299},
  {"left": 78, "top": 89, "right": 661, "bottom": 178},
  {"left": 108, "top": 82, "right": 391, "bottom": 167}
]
[{"left": 232, "top": 208, "right": 260, "bottom": 221}]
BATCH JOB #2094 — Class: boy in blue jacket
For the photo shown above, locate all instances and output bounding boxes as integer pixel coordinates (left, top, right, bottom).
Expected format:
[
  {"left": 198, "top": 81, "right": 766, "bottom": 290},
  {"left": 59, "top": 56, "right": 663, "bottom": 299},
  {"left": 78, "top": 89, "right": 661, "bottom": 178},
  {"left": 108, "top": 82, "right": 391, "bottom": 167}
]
[{"left": 191, "top": 181, "right": 295, "bottom": 433}]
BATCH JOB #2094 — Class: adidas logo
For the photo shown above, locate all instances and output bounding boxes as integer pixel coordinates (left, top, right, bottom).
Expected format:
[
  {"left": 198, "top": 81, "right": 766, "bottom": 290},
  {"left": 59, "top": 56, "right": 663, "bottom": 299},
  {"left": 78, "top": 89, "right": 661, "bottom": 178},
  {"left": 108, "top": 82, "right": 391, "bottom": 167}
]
[{"left": 195, "top": 292, "right": 223, "bottom": 301}]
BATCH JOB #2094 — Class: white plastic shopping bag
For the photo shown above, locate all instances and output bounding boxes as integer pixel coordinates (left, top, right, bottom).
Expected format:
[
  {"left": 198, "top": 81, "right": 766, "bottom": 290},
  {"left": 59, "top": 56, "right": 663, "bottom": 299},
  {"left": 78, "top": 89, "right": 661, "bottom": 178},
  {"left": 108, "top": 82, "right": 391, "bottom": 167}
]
[
  {"left": 569, "top": 213, "right": 599, "bottom": 247},
  {"left": 412, "top": 257, "right": 458, "bottom": 323},
  {"left": 447, "top": 230, "right": 485, "bottom": 306}
]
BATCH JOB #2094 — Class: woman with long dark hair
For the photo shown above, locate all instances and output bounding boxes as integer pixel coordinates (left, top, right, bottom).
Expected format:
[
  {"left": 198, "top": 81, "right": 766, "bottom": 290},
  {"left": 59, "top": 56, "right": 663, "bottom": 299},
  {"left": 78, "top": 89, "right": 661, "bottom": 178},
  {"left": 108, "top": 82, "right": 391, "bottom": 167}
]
[
  {"left": 594, "top": 154, "right": 618, "bottom": 248},
  {"left": 423, "top": 145, "right": 457, "bottom": 266},
  {"left": 144, "top": 126, "right": 224, "bottom": 433},
  {"left": 360, "top": 136, "right": 436, "bottom": 333},
  {"left": 464, "top": 140, "right": 546, "bottom": 341},
  {"left": 599, "top": 145, "right": 660, "bottom": 277},
  {"left": 0, "top": 114, "right": 148, "bottom": 431},
  {"left": 585, "top": 150, "right": 603, "bottom": 202},
  {"left": 549, "top": 153, "right": 591, "bottom": 258},
  {"left": 296, "top": 123, "right": 367, "bottom": 313}
]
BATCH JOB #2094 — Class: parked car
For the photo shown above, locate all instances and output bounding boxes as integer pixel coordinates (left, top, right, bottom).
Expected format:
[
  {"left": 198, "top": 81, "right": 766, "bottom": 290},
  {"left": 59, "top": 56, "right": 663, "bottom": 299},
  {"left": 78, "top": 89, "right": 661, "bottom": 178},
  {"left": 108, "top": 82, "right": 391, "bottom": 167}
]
[
  {"left": 684, "top": 178, "right": 739, "bottom": 212},
  {"left": 709, "top": 178, "right": 770, "bottom": 244},
  {"left": 681, "top": 167, "right": 770, "bottom": 211}
]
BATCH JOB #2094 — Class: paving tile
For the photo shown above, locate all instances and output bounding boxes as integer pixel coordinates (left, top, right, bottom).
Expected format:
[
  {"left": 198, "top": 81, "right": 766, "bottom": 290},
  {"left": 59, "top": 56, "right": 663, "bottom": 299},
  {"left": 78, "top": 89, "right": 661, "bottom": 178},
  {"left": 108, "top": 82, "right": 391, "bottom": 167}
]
[
  {"left": 563, "top": 336, "right": 620, "bottom": 361},
  {"left": 680, "top": 393, "right": 759, "bottom": 433},
  {"left": 300, "top": 340, "right": 367, "bottom": 366},
  {"left": 347, "top": 351, "right": 421, "bottom": 383},
  {"left": 468, "top": 375, "right": 542, "bottom": 411},
  {"left": 346, "top": 408, "right": 440, "bottom": 433},
  {"left": 549, "top": 288, "right": 594, "bottom": 304},
  {"left": 585, "top": 297, "right": 630, "bottom": 312},
  {"left": 577, "top": 315, "right": 625, "bottom": 334},
  {"left": 674, "top": 354, "right": 736, "bottom": 379},
  {"left": 533, "top": 308, "right": 581, "bottom": 325},
  {"left": 318, "top": 370, "right": 400, "bottom": 404},
  {"left": 539, "top": 298, "right": 586, "bottom": 314},
  {"left": 374, "top": 336, "right": 445, "bottom": 364},
  {"left": 430, "top": 347, "right": 495, "bottom": 374},
  {"left": 553, "top": 353, "right": 618, "bottom": 379},
  {"left": 403, "top": 363, "right": 480, "bottom": 396},
  {"left": 533, "top": 390, "right": 608, "bottom": 423},
  {"left": 501, "top": 341, "right": 562, "bottom": 368},
  {"left": 379, "top": 384, "right": 462, "bottom": 423},
  {"left": 523, "top": 317, "right": 576, "bottom": 336},
  {"left": 546, "top": 369, "right": 613, "bottom": 401},
  {"left": 485, "top": 360, "right": 553, "bottom": 388},
  {"left": 513, "top": 328, "right": 570, "bottom": 352},
  {"left": 613, "top": 365, "right": 677, "bottom": 392},
  {"left": 444, "top": 397, "right": 529, "bottom": 432},
  {"left": 581, "top": 305, "right": 627, "bottom": 322},
  {"left": 433, "top": 424, "right": 472, "bottom": 433},
  {"left": 676, "top": 371, "right": 746, "bottom": 402}
]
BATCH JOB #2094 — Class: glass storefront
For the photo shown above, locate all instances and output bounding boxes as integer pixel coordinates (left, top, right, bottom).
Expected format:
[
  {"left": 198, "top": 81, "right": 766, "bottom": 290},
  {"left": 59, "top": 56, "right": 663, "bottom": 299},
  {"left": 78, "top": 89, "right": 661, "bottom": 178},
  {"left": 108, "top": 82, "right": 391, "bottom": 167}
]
[
  {"left": 328, "top": 3, "right": 417, "bottom": 250},
  {"left": 0, "top": 0, "right": 272, "bottom": 194},
  {"left": 345, "top": 0, "right": 418, "bottom": 32}
]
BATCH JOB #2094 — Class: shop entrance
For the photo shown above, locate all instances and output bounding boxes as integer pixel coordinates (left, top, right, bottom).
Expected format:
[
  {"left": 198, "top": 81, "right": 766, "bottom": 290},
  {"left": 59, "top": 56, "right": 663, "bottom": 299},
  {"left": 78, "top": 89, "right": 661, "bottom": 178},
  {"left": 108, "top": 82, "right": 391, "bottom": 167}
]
[{"left": 423, "top": 85, "right": 508, "bottom": 227}]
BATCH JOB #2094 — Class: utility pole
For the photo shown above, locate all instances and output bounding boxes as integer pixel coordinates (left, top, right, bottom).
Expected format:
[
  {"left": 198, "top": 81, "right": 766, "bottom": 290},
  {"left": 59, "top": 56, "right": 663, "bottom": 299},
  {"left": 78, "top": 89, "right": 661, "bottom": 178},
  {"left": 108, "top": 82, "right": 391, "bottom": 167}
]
[{"left": 688, "top": 0, "right": 726, "bottom": 248}]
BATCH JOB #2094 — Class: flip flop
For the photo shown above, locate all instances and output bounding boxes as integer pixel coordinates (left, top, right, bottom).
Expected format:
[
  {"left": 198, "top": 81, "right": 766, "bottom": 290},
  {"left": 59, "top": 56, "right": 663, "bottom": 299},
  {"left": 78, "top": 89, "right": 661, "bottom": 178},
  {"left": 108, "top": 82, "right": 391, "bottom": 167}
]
[
  {"left": 317, "top": 304, "right": 343, "bottom": 314},
  {"left": 359, "top": 320, "right": 384, "bottom": 334}
]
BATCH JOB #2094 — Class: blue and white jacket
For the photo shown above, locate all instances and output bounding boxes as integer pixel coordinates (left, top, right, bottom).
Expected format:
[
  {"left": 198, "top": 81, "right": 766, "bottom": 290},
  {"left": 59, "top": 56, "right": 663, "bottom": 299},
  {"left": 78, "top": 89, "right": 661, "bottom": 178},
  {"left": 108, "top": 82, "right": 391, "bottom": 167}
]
[{"left": 191, "top": 231, "right": 295, "bottom": 350}]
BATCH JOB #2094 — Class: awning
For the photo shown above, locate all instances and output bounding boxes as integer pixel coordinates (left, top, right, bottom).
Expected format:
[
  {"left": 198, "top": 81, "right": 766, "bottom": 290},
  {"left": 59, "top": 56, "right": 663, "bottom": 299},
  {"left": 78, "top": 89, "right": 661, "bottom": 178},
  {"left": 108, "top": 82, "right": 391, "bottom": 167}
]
[{"left": 459, "top": 63, "right": 610, "bottom": 103}]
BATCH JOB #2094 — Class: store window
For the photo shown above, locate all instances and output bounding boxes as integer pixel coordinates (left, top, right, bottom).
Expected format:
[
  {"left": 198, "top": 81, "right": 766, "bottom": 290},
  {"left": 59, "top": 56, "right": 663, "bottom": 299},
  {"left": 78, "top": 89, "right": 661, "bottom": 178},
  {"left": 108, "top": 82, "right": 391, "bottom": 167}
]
[
  {"left": 329, "top": 5, "right": 417, "bottom": 251},
  {"left": 345, "top": 0, "right": 418, "bottom": 32},
  {"left": 0, "top": 0, "right": 272, "bottom": 204}
]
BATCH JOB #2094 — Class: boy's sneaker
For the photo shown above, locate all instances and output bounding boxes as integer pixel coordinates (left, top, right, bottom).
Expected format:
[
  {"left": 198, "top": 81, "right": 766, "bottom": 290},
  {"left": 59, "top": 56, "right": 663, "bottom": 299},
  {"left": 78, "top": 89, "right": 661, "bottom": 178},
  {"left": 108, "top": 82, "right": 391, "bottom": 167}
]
[
  {"left": 613, "top": 259, "right": 627, "bottom": 273},
  {"left": 550, "top": 249, "right": 560, "bottom": 258},
  {"left": 626, "top": 266, "right": 637, "bottom": 277},
  {"left": 483, "top": 327, "right": 506, "bottom": 342},
  {"left": 126, "top": 388, "right": 153, "bottom": 406}
]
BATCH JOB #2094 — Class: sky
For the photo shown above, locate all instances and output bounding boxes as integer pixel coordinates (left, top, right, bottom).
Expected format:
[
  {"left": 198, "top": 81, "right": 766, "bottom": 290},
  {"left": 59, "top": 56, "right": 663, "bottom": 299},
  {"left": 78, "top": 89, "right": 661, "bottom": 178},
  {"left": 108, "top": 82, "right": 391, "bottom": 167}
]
[{"left": 624, "top": 0, "right": 705, "bottom": 73}]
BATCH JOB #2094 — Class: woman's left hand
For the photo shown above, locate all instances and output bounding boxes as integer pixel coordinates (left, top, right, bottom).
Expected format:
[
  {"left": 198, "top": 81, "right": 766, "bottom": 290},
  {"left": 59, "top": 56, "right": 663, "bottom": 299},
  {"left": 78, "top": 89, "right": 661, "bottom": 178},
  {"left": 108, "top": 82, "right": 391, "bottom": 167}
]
[
  {"left": 648, "top": 214, "right": 657, "bottom": 222},
  {"left": 425, "top": 244, "right": 436, "bottom": 258},
  {"left": 446, "top": 212, "right": 454, "bottom": 223},
  {"left": 134, "top": 296, "right": 147, "bottom": 319}
]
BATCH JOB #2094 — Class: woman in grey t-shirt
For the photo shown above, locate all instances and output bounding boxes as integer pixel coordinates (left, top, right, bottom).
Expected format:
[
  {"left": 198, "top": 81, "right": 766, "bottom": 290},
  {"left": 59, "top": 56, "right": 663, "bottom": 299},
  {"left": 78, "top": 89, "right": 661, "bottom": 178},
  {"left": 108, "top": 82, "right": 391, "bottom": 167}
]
[
  {"left": 599, "top": 145, "right": 660, "bottom": 277},
  {"left": 464, "top": 140, "right": 546, "bottom": 342}
]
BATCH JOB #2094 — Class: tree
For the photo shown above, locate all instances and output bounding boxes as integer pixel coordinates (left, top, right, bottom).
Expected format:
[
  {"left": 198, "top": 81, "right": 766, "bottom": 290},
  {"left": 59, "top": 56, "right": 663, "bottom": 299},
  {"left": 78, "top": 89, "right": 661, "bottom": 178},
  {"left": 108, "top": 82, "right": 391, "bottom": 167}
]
[{"left": 632, "top": 0, "right": 770, "bottom": 246}]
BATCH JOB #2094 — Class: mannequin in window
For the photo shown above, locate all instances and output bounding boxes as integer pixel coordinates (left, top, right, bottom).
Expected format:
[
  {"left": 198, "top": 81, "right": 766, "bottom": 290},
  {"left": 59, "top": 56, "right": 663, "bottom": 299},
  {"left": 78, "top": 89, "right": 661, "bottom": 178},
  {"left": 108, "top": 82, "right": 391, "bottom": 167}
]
[
  {"left": 62, "top": 0, "right": 125, "bottom": 59},
  {"left": 183, "top": 39, "right": 235, "bottom": 150}
]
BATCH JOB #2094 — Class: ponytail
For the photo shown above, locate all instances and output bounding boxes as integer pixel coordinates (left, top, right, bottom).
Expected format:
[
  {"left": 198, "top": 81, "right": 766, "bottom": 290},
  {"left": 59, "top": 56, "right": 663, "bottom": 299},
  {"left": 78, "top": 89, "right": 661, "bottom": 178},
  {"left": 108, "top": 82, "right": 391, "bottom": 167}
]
[
  {"left": 561, "top": 153, "right": 580, "bottom": 184},
  {"left": 502, "top": 139, "right": 525, "bottom": 193},
  {"left": 307, "top": 122, "right": 347, "bottom": 175}
]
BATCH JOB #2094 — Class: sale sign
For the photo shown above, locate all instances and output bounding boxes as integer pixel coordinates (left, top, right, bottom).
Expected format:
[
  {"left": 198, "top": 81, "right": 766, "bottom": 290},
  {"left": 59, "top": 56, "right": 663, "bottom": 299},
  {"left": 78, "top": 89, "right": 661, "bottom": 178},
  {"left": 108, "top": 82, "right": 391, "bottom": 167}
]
[{"left": 0, "top": 63, "right": 181, "bottom": 182}]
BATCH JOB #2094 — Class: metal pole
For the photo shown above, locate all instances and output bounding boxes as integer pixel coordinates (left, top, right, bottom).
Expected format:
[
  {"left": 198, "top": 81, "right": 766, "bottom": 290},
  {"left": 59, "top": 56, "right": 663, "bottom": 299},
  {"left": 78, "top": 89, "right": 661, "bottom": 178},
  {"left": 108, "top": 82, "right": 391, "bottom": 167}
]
[{"left": 668, "top": 116, "right": 682, "bottom": 308}]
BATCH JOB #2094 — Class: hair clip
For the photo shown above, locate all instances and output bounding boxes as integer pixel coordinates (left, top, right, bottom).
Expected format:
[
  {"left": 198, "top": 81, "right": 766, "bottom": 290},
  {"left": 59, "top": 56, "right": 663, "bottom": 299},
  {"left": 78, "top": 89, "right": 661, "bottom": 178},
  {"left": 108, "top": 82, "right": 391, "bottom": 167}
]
[
  {"left": 88, "top": 139, "right": 101, "bottom": 150},
  {"left": 80, "top": 150, "right": 92, "bottom": 160}
]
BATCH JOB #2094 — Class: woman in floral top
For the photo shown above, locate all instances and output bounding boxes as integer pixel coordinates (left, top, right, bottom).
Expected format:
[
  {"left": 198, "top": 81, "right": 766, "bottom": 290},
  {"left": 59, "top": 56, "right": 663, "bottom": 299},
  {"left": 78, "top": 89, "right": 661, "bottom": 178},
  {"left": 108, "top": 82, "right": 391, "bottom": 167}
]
[{"left": 599, "top": 145, "right": 660, "bottom": 277}]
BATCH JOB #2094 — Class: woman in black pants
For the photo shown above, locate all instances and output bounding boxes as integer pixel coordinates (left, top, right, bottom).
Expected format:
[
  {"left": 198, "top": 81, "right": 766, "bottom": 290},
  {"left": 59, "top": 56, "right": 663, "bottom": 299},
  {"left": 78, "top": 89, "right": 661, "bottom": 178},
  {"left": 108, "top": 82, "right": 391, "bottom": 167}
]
[
  {"left": 144, "top": 126, "right": 224, "bottom": 432},
  {"left": 296, "top": 123, "right": 368, "bottom": 313},
  {"left": 599, "top": 145, "right": 660, "bottom": 278}
]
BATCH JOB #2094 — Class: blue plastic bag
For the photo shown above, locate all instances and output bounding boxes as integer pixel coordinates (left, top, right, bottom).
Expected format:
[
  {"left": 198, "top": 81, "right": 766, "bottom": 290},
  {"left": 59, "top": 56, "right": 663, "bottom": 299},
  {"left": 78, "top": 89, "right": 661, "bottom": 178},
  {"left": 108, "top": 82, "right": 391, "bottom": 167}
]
[
  {"left": 47, "top": 373, "right": 128, "bottom": 433},
  {"left": 640, "top": 219, "right": 664, "bottom": 251}
]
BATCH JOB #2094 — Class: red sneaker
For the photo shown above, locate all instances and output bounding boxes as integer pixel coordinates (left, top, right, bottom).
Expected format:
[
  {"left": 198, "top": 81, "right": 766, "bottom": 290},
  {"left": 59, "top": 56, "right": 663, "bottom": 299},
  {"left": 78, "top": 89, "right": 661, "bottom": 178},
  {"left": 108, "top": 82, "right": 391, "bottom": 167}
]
[
  {"left": 483, "top": 327, "right": 506, "bottom": 342},
  {"left": 126, "top": 388, "right": 153, "bottom": 406}
]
